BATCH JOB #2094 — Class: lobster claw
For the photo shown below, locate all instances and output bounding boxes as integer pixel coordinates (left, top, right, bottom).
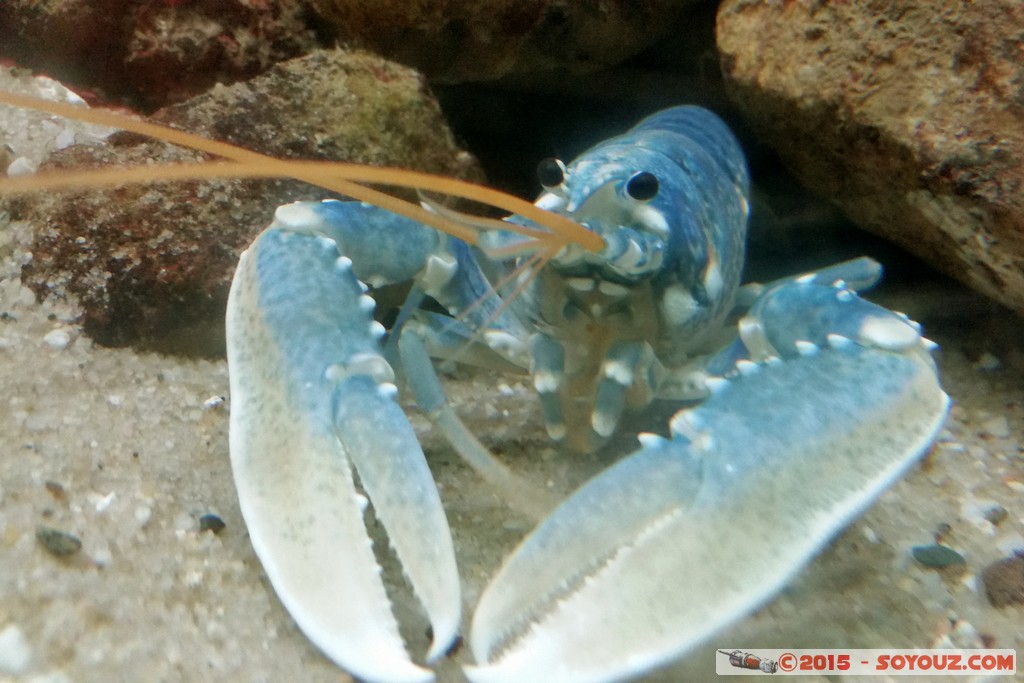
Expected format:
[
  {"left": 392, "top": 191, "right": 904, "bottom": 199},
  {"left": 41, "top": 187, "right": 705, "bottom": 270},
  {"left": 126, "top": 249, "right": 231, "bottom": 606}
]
[
  {"left": 226, "top": 220, "right": 459, "bottom": 683},
  {"left": 466, "top": 283, "right": 949, "bottom": 683}
]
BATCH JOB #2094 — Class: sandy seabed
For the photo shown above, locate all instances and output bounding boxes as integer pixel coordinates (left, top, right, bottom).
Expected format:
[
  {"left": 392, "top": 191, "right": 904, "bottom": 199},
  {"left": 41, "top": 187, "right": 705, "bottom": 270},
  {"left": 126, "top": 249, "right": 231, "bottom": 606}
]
[{"left": 1, "top": 202, "right": 1022, "bottom": 683}]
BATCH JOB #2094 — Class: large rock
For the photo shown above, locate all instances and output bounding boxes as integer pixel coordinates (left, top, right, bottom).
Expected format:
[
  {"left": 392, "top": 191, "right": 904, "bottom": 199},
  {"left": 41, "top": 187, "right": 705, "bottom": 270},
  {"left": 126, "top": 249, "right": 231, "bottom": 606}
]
[
  {"left": 718, "top": 1, "right": 1024, "bottom": 314},
  {"left": 7, "top": 50, "right": 482, "bottom": 355},
  {"left": 0, "top": 0, "right": 319, "bottom": 107},
  {"left": 0, "top": 0, "right": 704, "bottom": 104},
  {"left": 312, "top": 0, "right": 699, "bottom": 84}
]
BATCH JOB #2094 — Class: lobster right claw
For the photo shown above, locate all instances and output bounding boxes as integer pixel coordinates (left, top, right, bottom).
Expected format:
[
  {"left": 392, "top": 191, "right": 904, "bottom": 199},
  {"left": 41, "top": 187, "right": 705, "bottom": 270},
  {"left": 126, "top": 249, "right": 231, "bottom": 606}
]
[{"left": 466, "top": 281, "right": 949, "bottom": 683}]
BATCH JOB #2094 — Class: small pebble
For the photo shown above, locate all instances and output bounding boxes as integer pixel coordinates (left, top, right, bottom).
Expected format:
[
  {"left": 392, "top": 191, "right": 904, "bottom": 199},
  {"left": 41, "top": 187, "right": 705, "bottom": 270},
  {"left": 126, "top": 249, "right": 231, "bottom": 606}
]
[
  {"left": 94, "top": 491, "right": 116, "bottom": 513},
  {"left": 973, "top": 352, "right": 1002, "bottom": 372},
  {"left": 35, "top": 526, "right": 82, "bottom": 557},
  {"left": 16, "top": 287, "right": 35, "bottom": 307},
  {"left": 996, "top": 534, "right": 1024, "bottom": 556},
  {"left": 984, "top": 505, "right": 1009, "bottom": 526},
  {"left": 202, "top": 395, "right": 225, "bottom": 410},
  {"left": 6, "top": 156, "right": 37, "bottom": 176},
  {"left": 0, "top": 623, "right": 32, "bottom": 675},
  {"left": 43, "top": 480, "right": 66, "bottom": 501},
  {"left": 912, "top": 543, "right": 966, "bottom": 569},
  {"left": 981, "top": 554, "right": 1024, "bottom": 607},
  {"left": 42, "top": 328, "right": 71, "bottom": 350},
  {"left": 501, "top": 519, "right": 528, "bottom": 532},
  {"left": 134, "top": 505, "right": 153, "bottom": 528},
  {"left": 198, "top": 514, "right": 226, "bottom": 534},
  {"left": 981, "top": 415, "right": 1011, "bottom": 439}
]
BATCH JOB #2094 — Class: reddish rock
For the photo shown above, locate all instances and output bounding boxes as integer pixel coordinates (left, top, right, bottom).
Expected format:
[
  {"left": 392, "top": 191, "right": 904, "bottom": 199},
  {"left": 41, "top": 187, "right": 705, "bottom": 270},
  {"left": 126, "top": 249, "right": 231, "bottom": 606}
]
[
  {"left": 718, "top": 1, "right": 1024, "bottom": 314},
  {"left": 0, "top": 0, "right": 320, "bottom": 108},
  {"left": 10, "top": 50, "right": 482, "bottom": 355},
  {"left": 982, "top": 554, "right": 1024, "bottom": 608},
  {"left": 3, "top": 0, "right": 711, "bottom": 101}
]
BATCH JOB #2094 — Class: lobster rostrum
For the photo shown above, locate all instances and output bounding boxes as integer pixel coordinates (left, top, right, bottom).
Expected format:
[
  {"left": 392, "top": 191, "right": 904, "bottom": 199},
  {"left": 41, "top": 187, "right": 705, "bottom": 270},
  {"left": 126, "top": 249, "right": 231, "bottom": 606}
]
[{"left": 0, "top": 93, "right": 949, "bottom": 683}]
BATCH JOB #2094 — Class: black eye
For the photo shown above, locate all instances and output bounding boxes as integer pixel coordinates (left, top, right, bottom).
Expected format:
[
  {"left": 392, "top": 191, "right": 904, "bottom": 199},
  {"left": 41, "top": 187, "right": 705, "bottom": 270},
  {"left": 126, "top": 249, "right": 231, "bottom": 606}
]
[
  {"left": 626, "top": 171, "right": 659, "bottom": 201},
  {"left": 536, "top": 158, "right": 566, "bottom": 189}
]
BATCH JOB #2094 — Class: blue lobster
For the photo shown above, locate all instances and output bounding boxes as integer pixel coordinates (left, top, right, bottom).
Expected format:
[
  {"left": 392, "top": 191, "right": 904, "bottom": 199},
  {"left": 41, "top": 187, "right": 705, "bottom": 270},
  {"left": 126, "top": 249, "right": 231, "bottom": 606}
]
[{"left": 225, "top": 106, "right": 949, "bottom": 682}]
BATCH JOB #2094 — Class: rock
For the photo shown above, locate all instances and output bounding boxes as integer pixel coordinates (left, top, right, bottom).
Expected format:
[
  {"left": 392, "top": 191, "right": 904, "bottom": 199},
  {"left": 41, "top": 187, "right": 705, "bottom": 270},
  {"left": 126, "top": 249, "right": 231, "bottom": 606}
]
[
  {"left": 911, "top": 543, "right": 966, "bottom": 569},
  {"left": 981, "top": 415, "right": 1011, "bottom": 439},
  {"left": 43, "top": 480, "right": 67, "bottom": 501},
  {"left": 42, "top": 327, "right": 71, "bottom": 349},
  {"left": 0, "top": 0, "right": 319, "bottom": 108},
  {"left": 0, "top": 0, "right": 711, "bottom": 103},
  {"left": 982, "top": 554, "right": 1024, "bottom": 607},
  {"left": 8, "top": 50, "right": 483, "bottom": 355},
  {"left": 984, "top": 505, "right": 1009, "bottom": 526},
  {"left": 0, "top": 68, "right": 115, "bottom": 166},
  {"left": 309, "top": 0, "right": 701, "bottom": 84},
  {"left": 198, "top": 514, "right": 226, "bottom": 535},
  {"left": 0, "top": 624, "right": 32, "bottom": 675},
  {"left": 718, "top": 1, "right": 1024, "bottom": 314},
  {"left": 35, "top": 525, "right": 82, "bottom": 557}
]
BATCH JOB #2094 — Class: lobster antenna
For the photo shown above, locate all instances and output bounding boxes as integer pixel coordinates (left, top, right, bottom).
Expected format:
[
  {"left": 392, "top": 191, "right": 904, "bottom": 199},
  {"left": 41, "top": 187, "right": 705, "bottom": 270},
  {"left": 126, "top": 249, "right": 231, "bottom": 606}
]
[
  {"left": 436, "top": 245, "right": 556, "bottom": 372},
  {"left": 0, "top": 91, "right": 603, "bottom": 254}
]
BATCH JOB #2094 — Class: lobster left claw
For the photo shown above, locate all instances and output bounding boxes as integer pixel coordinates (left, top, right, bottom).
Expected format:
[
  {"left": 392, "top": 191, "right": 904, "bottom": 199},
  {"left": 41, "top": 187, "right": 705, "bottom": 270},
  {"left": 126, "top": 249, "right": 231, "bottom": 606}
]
[
  {"left": 226, "top": 212, "right": 460, "bottom": 683},
  {"left": 467, "top": 280, "right": 949, "bottom": 683}
]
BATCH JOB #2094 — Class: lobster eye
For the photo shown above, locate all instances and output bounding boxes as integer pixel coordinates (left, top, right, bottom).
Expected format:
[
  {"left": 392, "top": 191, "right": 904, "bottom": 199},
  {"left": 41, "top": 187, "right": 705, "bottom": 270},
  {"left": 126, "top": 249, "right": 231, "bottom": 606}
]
[
  {"left": 626, "top": 171, "right": 659, "bottom": 201},
  {"left": 536, "top": 157, "right": 566, "bottom": 189}
]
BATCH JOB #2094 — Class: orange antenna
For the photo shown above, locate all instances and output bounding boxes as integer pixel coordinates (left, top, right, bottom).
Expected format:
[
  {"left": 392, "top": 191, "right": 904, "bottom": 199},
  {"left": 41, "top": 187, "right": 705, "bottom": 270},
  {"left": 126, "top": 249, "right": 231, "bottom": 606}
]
[{"left": 0, "top": 91, "right": 604, "bottom": 254}]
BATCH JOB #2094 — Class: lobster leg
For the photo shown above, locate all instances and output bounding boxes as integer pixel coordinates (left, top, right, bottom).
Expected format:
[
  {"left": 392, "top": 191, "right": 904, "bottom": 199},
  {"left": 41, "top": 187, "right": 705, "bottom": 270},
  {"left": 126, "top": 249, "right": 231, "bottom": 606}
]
[
  {"left": 398, "top": 324, "right": 559, "bottom": 518},
  {"left": 226, "top": 201, "right": 460, "bottom": 682},
  {"left": 466, "top": 276, "right": 949, "bottom": 683}
]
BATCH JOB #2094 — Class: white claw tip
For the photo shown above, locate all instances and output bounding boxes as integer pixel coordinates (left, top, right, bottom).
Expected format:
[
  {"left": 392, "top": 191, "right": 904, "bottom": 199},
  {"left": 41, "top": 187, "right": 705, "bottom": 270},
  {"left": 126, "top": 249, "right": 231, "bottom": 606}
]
[
  {"left": 794, "top": 340, "right": 819, "bottom": 356},
  {"left": 637, "top": 432, "right": 667, "bottom": 448},
  {"left": 591, "top": 411, "right": 617, "bottom": 438},
  {"left": 704, "top": 376, "right": 730, "bottom": 395},
  {"left": 533, "top": 370, "right": 560, "bottom": 394},
  {"left": 921, "top": 337, "right": 940, "bottom": 351},
  {"left": 545, "top": 422, "right": 567, "bottom": 441},
  {"left": 369, "top": 321, "right": 387, "bottom": 340},
  {"left": 598, "top": 280, "right": 630, "bottom": 298},
  {"left": 358, "top": 294, "right": 376, "bottom": 313},
  {"left": 602, "top": 359, "right": 633, "bottom": 385},
  {"left": 567, "top": 277, "right": 595, "bottom": 292},
  {"left": 859, "top": 315, "right": 921, "bottom": 351},
  {"left": 376, "top": 382, "right": 399, "bottom": 399},
  {"left": 336, "top": 255, "right": 353, "bottom": 271},
  {"left": 273, "top": 202, "right": 322, "bottom": 229},
  {"left": 826, "top": 333, "right": 854, "bottom": 349},
  {"left": 669, "top": 408, "right": 704, "bottom": 440},
  {"left": 735, "top": 359, "right": 759, "bottom": 376}
]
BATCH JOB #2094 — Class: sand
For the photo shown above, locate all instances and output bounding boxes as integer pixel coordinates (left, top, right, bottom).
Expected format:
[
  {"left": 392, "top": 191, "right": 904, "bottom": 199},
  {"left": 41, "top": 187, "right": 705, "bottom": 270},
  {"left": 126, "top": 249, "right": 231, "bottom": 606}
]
[{"left": 1, "top": 83, "right": 1022, "bottom": 683}]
